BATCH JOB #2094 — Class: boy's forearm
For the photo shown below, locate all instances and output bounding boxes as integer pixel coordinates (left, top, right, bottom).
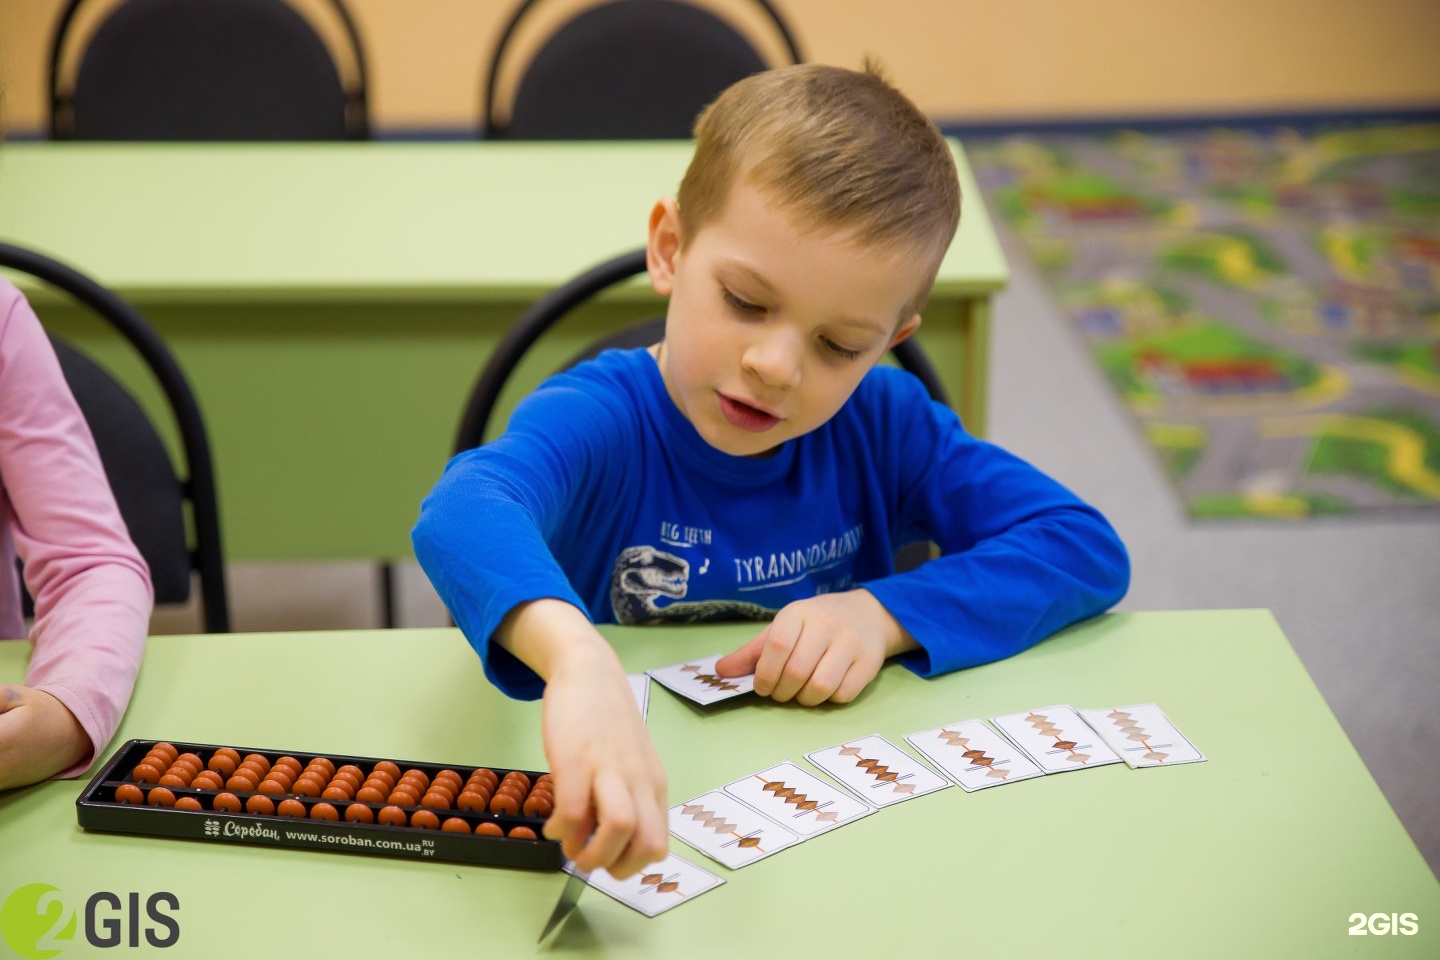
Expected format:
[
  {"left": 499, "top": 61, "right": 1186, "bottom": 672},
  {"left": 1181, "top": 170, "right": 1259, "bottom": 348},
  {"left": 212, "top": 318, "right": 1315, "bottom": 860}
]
[{"left": 496, "top": 598, "right": 622, "bottom": 682}]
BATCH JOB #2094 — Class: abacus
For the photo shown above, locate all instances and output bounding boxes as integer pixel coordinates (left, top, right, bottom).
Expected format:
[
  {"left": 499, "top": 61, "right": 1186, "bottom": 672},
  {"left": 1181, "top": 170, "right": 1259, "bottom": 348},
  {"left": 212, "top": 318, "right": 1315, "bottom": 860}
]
[{"left": 76, "top": 740, "right": 563, "bottom": 869}]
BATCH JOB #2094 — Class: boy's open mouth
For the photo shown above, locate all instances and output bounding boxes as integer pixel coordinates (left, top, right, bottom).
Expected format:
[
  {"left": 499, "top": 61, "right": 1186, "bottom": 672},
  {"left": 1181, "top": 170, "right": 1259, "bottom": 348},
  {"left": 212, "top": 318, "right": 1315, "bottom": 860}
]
[{"left": 717, "top": 393, "right": 780, "bottom": 432}]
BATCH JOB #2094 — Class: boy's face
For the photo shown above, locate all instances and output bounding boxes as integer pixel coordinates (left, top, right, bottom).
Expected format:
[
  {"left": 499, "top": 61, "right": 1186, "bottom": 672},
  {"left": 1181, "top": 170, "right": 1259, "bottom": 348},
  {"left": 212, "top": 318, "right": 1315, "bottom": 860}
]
[{"left": 646, "top": 180, "right": 930, "bottom": 458}]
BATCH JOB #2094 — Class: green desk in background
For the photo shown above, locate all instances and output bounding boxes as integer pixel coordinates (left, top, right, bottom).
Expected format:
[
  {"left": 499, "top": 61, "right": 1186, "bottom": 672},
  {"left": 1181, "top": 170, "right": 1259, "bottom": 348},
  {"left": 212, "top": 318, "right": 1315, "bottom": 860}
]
[
  {"left": 1, "top": 610, "right": 1434, "bottom": 957},
  {"left": 0, "top": 141, "right": 1007, "bottom": 563}
]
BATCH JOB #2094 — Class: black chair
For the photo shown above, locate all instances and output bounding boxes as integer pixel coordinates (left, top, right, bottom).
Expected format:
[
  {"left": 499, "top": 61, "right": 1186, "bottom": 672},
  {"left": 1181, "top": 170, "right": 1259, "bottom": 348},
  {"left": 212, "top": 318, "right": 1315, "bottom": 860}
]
[
  {"left": 0, "top": 243, "right": 230, "bottom": 633},
  {"left": 482, "top": 0, "right": 803, "bottom": 140},
  {"left": 49, "top": 0, "right": 370, "bottom": 140}
]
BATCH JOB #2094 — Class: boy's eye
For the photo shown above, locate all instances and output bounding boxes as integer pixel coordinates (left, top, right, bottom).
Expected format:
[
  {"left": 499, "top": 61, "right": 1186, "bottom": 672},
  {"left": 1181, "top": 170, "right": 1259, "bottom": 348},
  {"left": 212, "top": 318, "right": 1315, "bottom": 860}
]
[
  {"left": 821, "top": 337, "right": 862, "bottom": 360},
  {"left": 721, "top": 288, "right": 764, "bottom": 314}
]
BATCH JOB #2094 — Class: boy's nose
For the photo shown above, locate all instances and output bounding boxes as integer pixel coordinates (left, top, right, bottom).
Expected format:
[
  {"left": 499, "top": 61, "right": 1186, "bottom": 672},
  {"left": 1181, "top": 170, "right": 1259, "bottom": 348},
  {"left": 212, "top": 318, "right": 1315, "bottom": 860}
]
[{"left": 741, "top": 330, "right": 802, "bottom": 390}]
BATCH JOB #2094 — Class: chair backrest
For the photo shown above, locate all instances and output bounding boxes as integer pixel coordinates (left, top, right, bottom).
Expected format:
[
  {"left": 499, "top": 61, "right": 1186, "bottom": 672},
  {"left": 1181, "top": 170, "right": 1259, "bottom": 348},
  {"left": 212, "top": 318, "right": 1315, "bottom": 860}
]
[
  {"left": 0, "top": 243, "right": 230, "bottom": 633},
  {"left": 482, "top": 0, "right": 803, "bottom": 140},
  {"left": 453, "top": 247, "right": 950, "bottom": 454},
  {"left": 49, "top": 0, "right": 369, "bottom": 140}
]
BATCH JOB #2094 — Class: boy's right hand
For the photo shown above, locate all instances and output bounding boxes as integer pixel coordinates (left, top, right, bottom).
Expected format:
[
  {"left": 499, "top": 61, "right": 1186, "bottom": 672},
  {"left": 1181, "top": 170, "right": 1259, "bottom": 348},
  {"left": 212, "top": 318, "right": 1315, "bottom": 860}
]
[
  {"left": 497, "top": 598, "right": 668, "bottom": 879},
  {"left": 540, "top": 646, "right": 669, "bottom": 877}
]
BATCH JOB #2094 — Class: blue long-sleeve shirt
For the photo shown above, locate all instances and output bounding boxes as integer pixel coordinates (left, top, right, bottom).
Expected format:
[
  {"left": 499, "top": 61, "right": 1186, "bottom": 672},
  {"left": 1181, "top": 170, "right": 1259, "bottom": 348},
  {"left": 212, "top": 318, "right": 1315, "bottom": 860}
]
[{"left": 414, "top": 348, "right": 1129, "bottom": 699}]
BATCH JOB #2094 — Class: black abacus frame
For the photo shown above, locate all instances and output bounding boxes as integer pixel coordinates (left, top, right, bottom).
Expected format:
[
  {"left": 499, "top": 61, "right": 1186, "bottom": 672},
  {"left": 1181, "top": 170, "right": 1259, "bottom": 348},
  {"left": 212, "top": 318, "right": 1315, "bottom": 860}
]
[{"left": 76, "top": 739, "right": 563, "bottom": 870}]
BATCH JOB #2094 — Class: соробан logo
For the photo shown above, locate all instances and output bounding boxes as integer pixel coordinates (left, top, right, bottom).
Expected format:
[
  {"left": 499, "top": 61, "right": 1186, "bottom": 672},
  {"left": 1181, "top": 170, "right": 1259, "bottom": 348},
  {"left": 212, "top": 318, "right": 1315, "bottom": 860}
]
[{"left": 0, "top": 883, "right": 178, "bottom": 956}]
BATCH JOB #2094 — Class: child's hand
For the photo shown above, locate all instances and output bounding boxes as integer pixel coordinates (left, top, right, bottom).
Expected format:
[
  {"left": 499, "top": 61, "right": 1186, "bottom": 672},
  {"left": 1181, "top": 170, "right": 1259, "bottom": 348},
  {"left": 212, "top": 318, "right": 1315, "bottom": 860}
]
[
  {"left": 540, "top": 648, "right": 669, "bottom": 878},
  {"left": 0, "top": 684, "right": 91, "bottom": 791},
  {"left": 715, "top": 590, "right": 917, "bottom": 705}
]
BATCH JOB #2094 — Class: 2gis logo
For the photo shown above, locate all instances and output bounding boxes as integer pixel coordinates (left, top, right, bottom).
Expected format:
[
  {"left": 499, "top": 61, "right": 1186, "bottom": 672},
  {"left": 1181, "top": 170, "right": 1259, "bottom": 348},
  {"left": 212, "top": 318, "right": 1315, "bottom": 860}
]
[
  {"left": 0, "top": 884, "right": 179, "bottom": 957},
  {"left": 1348, "top": 911, "right": 1420, "bottom": 936}
]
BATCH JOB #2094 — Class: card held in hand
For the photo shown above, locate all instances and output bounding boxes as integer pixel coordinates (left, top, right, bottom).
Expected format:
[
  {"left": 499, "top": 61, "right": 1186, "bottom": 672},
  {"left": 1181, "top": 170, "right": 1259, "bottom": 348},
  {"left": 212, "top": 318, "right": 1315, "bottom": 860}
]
[
  {"left": 647, "top": 654, "right": 754, "bottom": 705},
  {"left": 1078, "top": 703, "right": 1207, "bottom": 768}
]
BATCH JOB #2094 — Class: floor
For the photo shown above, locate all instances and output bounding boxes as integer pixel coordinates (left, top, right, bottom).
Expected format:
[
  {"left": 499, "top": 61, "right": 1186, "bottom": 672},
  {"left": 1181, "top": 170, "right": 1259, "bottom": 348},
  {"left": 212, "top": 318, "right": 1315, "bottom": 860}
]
[{"left": 150, "top": 208, "right": 1440, "bottom": 880}]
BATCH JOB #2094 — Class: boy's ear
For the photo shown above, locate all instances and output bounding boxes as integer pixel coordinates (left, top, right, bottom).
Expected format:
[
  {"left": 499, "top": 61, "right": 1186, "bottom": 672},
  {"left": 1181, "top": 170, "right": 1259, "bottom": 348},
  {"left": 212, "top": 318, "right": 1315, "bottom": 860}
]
[
  {"left": 889, "top": 313, "right": 923, "bottom": 348},
  {"left": 647, "top": 198, "right": 682, "bottom": 296}
]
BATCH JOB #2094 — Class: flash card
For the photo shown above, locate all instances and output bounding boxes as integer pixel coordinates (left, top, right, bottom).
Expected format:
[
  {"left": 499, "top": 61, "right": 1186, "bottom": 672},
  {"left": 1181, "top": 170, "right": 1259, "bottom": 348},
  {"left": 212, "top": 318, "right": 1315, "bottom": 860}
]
[
  {"left": 647, "top": 655, "right": 754, "bottom": 705},
  {"left": 566, "top": 853, "right": 725, "bottom": 917},
  {"left": 804, "top": 734, "right": 949, "bottom": 807},
  {"left": 627, "top": 673, "right": 651, "bottom": 721},
  {"left": 669, "top": 790, "right": 800, "bottom": 868},
  {"left": 723, "top": 760, "right": 873, "bottom": 837},
  {"left": 905, "top": 720, "right": 1046, "bottom": 791},
  {"left": 991, "top": 705, "right": 1121, "bottom": 773},
  {"left": 1078, "top": 704, "right": 1207, "bottom": 768}
]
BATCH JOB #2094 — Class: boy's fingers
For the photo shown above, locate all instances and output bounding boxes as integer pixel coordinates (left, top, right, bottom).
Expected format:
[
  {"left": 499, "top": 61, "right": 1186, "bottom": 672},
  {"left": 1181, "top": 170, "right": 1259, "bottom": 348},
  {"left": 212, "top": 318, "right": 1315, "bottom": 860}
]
[
  {"left": 714, "top": 632, "right": 765, "bottom": 677},
  {"left": 796, "top": 649, "right": 850, "bottom": 706},
  {"left": 573, "top": 771, "right": 636, "bottom": 872},
  {"left": 0, "top": 686, "right": 21, "bottom": 715},
  {"left": 609, "top": 784, "right": 668, "bottom": 879},
  {"left": 767, "top": 624, "right": 823, "bottom": 702}
]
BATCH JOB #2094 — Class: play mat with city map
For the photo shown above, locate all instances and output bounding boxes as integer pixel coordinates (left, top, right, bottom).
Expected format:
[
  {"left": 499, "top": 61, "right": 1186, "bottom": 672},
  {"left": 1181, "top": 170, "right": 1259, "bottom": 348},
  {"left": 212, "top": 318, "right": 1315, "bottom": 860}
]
[{"left": 968, "top": 122, "right": 1440, "bottom": 519}]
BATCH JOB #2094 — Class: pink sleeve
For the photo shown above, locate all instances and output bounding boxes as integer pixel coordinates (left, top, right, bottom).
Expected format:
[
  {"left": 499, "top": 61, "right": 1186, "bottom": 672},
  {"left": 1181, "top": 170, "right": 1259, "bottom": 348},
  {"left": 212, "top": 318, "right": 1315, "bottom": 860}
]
[{"left": 0, "top": 281, "right": 153, "bottom": 778}]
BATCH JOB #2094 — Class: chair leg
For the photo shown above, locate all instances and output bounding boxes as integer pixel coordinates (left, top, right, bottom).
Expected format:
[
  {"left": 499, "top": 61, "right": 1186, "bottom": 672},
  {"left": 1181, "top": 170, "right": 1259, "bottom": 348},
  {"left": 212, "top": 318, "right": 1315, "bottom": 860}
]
[{"left": 379, "top": 562, "right": 399, "bottom": 628}]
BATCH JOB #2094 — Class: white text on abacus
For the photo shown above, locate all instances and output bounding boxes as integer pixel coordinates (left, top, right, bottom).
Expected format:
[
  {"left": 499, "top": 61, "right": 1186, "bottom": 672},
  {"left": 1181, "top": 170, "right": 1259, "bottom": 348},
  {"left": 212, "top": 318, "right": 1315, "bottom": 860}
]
[{"left": 1348, "top": 913, "right": 1419, "bottom": 935}]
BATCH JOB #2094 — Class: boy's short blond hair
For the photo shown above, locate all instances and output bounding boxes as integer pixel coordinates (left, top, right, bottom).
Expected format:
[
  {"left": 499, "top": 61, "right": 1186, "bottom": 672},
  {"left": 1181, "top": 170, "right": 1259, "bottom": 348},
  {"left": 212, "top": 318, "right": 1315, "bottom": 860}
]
[{"left": 677, "top": 62, "right": 960, "bottom": 307}]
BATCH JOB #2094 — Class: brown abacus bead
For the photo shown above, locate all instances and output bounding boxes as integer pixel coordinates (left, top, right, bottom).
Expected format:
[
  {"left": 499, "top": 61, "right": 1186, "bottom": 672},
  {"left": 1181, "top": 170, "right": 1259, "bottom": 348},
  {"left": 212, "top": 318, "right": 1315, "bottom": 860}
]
[
  {"left": 387, "top": 788, "right": 418, "bottom": 807},
  {"left": 212, "top": 747, "right": 241, "bottom": 765},
  {"left": 322, "top": 786, "right": 353, "bottom": 803},
  {"left": 494, "top": 783, "right": 526, "bottom": 802},
  {"left": 292, "top": 777, "right": 325, "bottom": 798},
  {"left": 174, "top": 753, "right": 204, "bottom": 774},
  {"left": 373, "top": 760, "right": 401, "bottom": 780},
  {"left": 213, "top": 793, "right": 242, "bottom": 813},
  {"left": 192, "top": 771, "right": 225, "bottom": 791},
  {"left": 474, "top": 821, "right": 504, "bottom": 837},
  {"left": 236, "top": 762, "right": 268, "bottom": 783},
  {"left": 420, "top": 792, "right": 451, "bottom": 809},
  {"left": 115, "top": 783, "right": 144, "bottom": 804},
  {"left": 455, "top": 791, "right": 489, "bottom": 813},
  {"left": 355, "top": 786, "right": 386, "bottom": 804},
  {"left": 433, "top": 769, "right": 463, "bottom": 788},
  {"left": 344, "top": 803, "right": 375, "bottom": 824},
  {"left": 147, "top": 787, "right": 176, "bottom": 808},
  {"left": 508, "top": 826, "right": 538, "bottom": 840},
  {"left": 377, "top": 806, "right": 407, "bottom": 827},
  {"left": 488, "top": 793, "right": 519, "bottom": 816},
  {"left": 334, "top": 765, "right": 364, "bottom": 786},
  {"left": 207, "top": 754, "right": 237, "bottom": 778},
  {"left": 131, "top": 762, "right": 164, "bottom": 783},
  {"left": 398, "top": 774, "right": 428, "bottom": 793},
  {"left": 365, "top": 771, "right": 395, "bottom": 792},
  {"left": 442, "top": 817, "right": 471, "bottom": 833},
  {"left": 241, "top": 754, "right": 271, "bottom": 775},
  {"left": 502, "top": 771, "right": 531, "bottom": 792},
  {"left": 409, "top": 810, "right": 440, "bottom": 830},
  {"left": 277, "top": 799, "right": 307, "bottom": 818},
  {"left": 310, "top": 802, "right": 339, "bottom": 821},
  {"left": 401, "top": 769, "right": 430, "bottom": 790},
  {"left": 522, "top": 794, "right": 554, "bottom": 818},
  {"left": 264, "top": 768, "right": 295, "bottom": 789},
  {"left": 148, "top": 743, "right": 179, "bottom": 764},
  {"left": 307, "top": 757, "right": 335, "bottom": 777},
  {"left": 225, "top": 774, "right": 257, "bottom": 793},
  {"left": 175, "top": 797, "right": 204, "bottom": 811},
  {"left": 158, "top": 772, "right": 191, "bottom": 788},
  {"left": 245, "top": 795, "right": 275, "bottom": 815},
  {"left": 468, "top": 772, "right": 499, "bottom": 791},
  {"left": 257, "top": 780, "right": 288, "bottom": 795},
  {"left": 272, "top": 756, "right": 302, "bottom": 776}
]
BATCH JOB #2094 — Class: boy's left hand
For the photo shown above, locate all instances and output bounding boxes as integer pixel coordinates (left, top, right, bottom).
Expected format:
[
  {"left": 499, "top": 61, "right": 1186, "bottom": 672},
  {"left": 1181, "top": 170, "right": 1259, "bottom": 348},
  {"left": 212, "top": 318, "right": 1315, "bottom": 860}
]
[{"left": 714, "top": 589, "right": 917, "bottom": 705}]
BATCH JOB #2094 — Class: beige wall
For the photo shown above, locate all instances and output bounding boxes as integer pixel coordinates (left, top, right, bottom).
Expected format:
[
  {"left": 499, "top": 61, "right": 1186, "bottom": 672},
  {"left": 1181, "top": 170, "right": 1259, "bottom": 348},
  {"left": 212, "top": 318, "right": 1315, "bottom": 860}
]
[{"left": 3, "top": 0, "right": 1438, "bottom": 135}]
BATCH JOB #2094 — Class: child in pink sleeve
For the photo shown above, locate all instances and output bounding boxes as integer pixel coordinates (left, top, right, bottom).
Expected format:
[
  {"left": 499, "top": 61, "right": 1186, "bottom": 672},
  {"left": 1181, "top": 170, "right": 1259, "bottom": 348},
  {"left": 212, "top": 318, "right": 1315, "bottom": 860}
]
[{"left": 0, "top": 277, "right": 153, "bottom": 789}]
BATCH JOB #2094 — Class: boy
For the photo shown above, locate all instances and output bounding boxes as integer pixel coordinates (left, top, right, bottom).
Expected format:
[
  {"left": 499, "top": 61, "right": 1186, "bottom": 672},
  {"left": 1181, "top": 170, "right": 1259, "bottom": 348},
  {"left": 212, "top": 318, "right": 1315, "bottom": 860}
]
[{"left": 414, "top": 63, "right": 1129, "bottom": 879}]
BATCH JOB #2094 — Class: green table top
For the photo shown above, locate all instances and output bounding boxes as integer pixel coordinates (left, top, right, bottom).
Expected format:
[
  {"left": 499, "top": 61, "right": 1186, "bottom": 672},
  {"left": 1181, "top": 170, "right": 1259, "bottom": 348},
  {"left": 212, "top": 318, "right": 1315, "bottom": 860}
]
[
  {"left": 1, "top": 610, "right": 1434, "bottom": 956},
  {"left": 0, "top": 140, "right": 1008, "bottom": 304}
]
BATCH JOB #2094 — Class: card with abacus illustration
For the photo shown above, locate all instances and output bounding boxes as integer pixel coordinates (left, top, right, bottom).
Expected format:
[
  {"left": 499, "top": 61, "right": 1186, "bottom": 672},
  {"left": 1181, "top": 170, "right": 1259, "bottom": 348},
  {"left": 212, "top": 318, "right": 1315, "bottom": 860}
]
[
  {"left": 1078, "top": 704, "right": 1207, "bottom": 768},
  {"left": 647, "top": 655, "right": 754, "bottom": 705},
  {"left": 669, "top": 790, "right": 800, "bottom": 868},
  {"left": 904, "top": 720, "right": 1045, "bottom": 791},
  {"left": 991, "top": 705, "right": 1122, "bottom": 773},
  {"left": 722, "top": 760, "right": 873, "bottom": 837},
  {"left": 804, "top": 734, "right": 949, "bottom": 807},
  {"left": 627, "top": 673, "right": 651, "bottom": 721},
  {"left": 567, "top": 853, "right": 724, "bottom": 917}
]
